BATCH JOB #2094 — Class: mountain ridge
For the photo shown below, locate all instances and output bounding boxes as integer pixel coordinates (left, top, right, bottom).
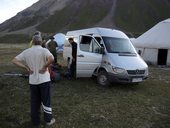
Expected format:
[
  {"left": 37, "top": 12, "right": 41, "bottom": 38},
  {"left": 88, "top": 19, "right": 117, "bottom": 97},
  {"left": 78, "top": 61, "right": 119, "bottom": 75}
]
[{"left": 0, "top": 0, "right": 170, "bottom": 43}]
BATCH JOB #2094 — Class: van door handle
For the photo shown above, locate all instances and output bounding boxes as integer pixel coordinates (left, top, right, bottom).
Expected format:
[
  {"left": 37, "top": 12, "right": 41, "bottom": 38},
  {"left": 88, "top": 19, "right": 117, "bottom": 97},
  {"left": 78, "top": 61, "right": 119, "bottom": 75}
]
[{"left": 77, "top": 54, "right": 84, "bottom": 57}]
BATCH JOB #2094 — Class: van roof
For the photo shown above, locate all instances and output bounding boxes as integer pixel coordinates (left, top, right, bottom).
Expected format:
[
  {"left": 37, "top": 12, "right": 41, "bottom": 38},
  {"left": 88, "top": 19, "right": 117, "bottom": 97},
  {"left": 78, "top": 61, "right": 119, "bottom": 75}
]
[{"left": 66, "top": 27, "right": 128, "bottom": 39}]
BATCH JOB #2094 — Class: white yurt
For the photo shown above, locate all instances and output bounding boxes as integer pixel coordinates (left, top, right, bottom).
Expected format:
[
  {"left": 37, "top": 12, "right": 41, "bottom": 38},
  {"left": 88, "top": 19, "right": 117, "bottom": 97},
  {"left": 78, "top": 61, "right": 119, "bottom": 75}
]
[{"left": 132, "top": 18, "right": 170, "bottom": 66}]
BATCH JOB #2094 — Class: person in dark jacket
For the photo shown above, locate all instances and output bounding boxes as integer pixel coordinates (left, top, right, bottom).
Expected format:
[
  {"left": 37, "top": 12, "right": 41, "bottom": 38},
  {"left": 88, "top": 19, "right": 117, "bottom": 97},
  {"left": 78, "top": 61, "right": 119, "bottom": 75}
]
[
  {"left": 47, "top": 36, "right": 58, "bottom": 63},
  {"left": 68, "top": 38, "right": 77, "bottom": 78}
]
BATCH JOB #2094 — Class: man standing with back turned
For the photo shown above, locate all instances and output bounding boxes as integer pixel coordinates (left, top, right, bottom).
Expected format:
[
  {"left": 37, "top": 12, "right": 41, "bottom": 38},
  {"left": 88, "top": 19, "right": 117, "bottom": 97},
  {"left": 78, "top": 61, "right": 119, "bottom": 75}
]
[{"left": 12, "top": 35, "right": 55, "bottom": 127}]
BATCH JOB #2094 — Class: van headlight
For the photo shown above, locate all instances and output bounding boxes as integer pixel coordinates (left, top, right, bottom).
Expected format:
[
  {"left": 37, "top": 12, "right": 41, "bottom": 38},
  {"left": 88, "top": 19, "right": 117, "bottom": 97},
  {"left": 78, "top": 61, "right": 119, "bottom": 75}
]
[
  {"left": 112, "top": 67, "right": 125, "bottom": 74},
  {"left": 145, "top": 67, "right": 149, "bottom": 76}
]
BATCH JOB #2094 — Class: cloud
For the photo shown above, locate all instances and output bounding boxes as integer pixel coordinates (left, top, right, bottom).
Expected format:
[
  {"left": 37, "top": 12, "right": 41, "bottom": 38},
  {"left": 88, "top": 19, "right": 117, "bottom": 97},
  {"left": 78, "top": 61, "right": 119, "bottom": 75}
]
[{"left": 0, "top": 0, "right": 39, "bottom": 23}]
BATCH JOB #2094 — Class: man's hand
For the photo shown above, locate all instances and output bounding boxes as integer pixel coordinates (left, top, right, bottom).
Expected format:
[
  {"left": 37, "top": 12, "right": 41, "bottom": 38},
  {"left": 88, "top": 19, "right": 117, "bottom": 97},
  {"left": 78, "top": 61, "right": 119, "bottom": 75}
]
[
  {"left": 39, "top": 66, "right": 47, "bottom": 74},
  {"left": 39, "top": 55, "right": 54, "bottom": 74},
  {"left": 12, "top": 58, "right": 33, "bottom": 74},
  {"left": 26, "top": 67, "right": 33, "bottom": 74}
]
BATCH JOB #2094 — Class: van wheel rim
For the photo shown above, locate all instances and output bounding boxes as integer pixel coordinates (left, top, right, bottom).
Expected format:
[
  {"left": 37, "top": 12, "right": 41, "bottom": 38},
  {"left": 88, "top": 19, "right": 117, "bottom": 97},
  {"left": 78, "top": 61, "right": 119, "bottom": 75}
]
[{"left": 99, "top": 75, "right": 107, "bottom": 83}]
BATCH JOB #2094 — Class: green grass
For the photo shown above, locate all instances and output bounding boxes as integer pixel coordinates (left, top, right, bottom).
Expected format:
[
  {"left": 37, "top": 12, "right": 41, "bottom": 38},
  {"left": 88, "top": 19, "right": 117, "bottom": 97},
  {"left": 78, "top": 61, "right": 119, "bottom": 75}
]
[
  {"left": 0, "top": 44, "right": 170, "bottom": 128},
  {"left": 0, "top": 34, "right": 30, "bottom": 44}
]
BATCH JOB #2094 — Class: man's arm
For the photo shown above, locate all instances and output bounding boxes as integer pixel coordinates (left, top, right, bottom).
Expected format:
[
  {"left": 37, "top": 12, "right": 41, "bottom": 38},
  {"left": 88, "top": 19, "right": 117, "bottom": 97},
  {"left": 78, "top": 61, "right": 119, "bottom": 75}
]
[
  {"left": 12, "top": 58, "right": 33, "bottom": 74},
  {"left": 72, "top": 43, "right": 77, "bottom": 61},
  {"left": 39, "top": 55, "right": 54, "bottom": 74}
]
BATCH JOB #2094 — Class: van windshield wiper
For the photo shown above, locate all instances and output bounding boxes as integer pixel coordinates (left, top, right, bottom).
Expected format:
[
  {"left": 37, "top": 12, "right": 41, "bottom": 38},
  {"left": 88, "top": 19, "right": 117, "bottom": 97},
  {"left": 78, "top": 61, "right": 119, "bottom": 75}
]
[
  {"left": 111, "top": 51, "right": 120, "bottom": 53},
  {"left": 111, "top": 51, "right": 136, "bottom": 54},
  {"left": 120, "top": 52, "right": 136, "bottom": 54},
  {"left": 118, "top": 52, "right": 136, "bottom": 56}
]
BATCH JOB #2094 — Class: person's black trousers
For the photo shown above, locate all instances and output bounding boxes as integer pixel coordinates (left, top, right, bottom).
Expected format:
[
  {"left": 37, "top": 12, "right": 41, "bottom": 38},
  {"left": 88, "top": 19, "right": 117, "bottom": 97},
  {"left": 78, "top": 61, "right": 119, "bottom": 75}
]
[
  {"left": 70, "top": 60, "right": 76, "bottom": 78},
  {"left": 52, "top": 52, "right": 57, "bottom": 63},
  {"left": 30, "top": 82, "right": 52, "bottom": 126}
]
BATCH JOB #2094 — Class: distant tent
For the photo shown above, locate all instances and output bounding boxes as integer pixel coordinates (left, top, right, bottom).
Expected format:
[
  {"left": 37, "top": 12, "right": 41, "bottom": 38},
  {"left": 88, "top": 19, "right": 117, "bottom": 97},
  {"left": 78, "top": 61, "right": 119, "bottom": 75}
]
[
  {"left": 132, "top": 18, "right": 170, "bottom": 66},
  {"left": 54, "top": 33, "right": 65, "bottom": 53},
  {"left": 46, "top": 33, "right": 65, "bottom": 53}
]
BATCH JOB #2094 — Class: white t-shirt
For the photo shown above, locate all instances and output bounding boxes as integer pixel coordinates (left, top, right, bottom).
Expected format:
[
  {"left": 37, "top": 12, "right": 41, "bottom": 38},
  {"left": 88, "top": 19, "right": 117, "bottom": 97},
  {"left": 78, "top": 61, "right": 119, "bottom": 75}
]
[{"left": 16, "top": 45, "right": 53, "bottom": 85}]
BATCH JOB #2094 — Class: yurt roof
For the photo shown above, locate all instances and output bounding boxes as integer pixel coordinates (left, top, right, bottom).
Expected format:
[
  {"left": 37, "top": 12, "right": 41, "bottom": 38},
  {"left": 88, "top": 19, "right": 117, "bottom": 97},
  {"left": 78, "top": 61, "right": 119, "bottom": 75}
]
[{"left": 133, "top": 18, "right": 170, "bottom": 49}]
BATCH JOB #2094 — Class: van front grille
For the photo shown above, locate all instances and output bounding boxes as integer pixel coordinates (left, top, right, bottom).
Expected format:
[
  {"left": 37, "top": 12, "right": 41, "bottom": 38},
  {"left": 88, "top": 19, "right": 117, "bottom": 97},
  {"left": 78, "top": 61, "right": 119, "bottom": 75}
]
[{"left": 127, "top": 70, "right": 145, "bottom": 75}]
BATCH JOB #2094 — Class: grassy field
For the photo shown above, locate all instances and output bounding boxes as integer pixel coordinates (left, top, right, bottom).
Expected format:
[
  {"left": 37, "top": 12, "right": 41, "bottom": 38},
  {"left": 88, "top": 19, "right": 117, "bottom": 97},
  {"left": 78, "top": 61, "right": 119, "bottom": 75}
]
[{"left": 0, "top": 44, "right": 170, "bottom": 128}]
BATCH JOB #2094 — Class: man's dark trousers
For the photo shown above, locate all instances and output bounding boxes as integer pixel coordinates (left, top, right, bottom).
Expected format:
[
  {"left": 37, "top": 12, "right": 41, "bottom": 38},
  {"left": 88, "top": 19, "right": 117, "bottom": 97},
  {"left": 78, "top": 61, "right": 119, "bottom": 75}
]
[{"left": 30, "top": 82, "right": 52, "bottom": 126}]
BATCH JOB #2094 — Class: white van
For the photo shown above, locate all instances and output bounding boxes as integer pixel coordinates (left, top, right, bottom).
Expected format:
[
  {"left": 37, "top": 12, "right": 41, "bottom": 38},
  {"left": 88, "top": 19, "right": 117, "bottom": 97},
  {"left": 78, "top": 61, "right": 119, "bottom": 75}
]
[{"left": 63, "top": 27, "right": 148, "bottom": 86}]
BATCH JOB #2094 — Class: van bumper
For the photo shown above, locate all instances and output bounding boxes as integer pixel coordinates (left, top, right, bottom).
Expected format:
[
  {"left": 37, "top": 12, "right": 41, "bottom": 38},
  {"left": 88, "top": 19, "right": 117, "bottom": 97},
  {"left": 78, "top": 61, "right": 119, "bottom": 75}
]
[{"left": 107, "top": 72, "right": 148, "bottom": 83}]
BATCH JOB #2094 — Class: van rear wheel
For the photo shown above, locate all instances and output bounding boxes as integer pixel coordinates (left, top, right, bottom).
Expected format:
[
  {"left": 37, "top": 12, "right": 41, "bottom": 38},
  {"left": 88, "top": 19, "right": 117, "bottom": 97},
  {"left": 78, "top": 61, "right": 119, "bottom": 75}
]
[{"left": 97, "top": 70, "right": 110, "bottom": 87}]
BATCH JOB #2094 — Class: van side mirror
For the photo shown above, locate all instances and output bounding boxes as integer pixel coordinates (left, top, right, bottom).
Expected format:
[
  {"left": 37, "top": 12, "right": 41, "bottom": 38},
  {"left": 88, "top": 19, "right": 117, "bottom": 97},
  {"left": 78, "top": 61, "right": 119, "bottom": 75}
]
[
  {"left": 138, "top": 50, "right": 141, "bottom": 55},
  {"left": 99, "top": 47, "right": 105, "bottom": 54},
  {"left": 94, "top": 47, "right": 105, "bottom": 54}
]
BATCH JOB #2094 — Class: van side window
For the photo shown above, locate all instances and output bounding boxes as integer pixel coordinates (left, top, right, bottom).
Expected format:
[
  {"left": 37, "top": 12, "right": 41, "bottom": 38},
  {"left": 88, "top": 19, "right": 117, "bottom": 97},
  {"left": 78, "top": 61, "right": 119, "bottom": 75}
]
[
  {"left": 80, "top": 36, "right": 100, "bottom": 53},
  {"left": 90, "top": 39, "right": 100, "bottom": 53},
  {"left": 80, "top": 36, "right": 90, "bottom": 52},
  {"left": 95, "top": 37, "right": 102, "bottom": 45}
]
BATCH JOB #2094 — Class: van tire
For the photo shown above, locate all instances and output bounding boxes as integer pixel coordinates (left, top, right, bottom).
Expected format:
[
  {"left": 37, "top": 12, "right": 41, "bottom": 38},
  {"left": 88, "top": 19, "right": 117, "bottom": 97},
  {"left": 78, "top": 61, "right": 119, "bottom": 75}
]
[{"left": 97, "top": 70, "right": 110, "bottom": 87}]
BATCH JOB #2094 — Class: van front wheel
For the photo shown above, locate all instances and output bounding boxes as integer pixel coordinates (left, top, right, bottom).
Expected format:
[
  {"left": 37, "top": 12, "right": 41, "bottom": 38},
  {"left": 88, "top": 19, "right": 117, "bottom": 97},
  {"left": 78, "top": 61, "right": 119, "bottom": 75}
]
[{"left": 97, "top": 70, "right": 110, "bottom": 87}]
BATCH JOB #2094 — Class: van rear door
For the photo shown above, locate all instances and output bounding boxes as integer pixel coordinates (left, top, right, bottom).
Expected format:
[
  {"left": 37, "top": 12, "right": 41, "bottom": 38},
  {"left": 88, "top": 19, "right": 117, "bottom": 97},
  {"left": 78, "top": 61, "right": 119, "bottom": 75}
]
[{"left": 77, "top": 35, "right": 103, "bottom": 77}]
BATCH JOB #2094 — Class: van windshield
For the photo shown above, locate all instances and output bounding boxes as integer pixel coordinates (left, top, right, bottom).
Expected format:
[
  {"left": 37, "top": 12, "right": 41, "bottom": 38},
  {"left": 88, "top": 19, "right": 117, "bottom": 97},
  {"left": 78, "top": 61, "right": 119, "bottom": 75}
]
[{"left": 102, "top": 37, "right": 136, "bottom": 54}]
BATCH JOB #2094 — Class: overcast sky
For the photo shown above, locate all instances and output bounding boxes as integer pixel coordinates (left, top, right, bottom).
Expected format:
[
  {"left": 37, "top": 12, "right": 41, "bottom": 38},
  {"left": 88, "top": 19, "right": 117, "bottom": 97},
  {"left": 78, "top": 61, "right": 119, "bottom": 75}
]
[{"left": 0, "top": 0, "right": 39, "bottom": 24}]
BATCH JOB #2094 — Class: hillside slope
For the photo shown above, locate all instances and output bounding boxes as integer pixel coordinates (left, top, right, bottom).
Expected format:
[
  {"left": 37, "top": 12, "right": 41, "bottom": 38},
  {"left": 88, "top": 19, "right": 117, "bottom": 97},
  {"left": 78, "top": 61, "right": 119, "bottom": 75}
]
[
  {"left": 0, "top": 0, "right": 70, "bottom": 34},
  {"left": 37, "top": 0, "right": 115, "bottom": 33},
  {"left": 115, "top": 0, "right": 170, "bottom": 33},
  {"left": 0, "top": 0, "right": 169, "bottom": 43}
]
